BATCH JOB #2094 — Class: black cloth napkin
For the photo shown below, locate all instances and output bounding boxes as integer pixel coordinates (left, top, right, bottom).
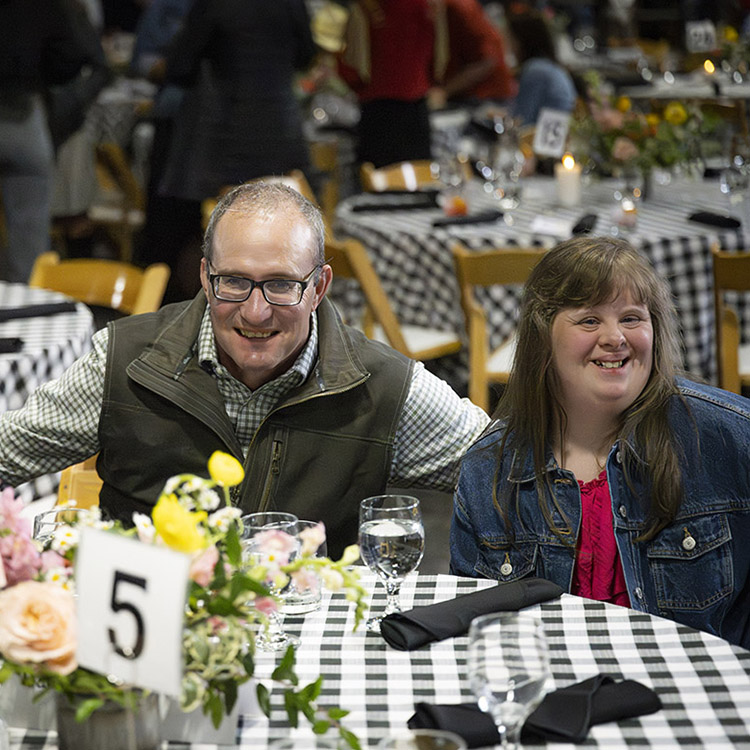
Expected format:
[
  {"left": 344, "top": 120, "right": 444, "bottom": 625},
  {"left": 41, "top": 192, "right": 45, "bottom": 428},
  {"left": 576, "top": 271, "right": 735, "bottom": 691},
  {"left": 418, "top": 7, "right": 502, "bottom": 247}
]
[
  {"left": 0, "top": 338, "right": 22, "bottom": 353},
  {"left": 432, "top": 209, "right": 503, "bottom": 228},
  {"left": 0, "top": 302, "right": 78, "bottom": 322},
  {"left": 351, "top": 195, "right": 439, "bottom": 212},
  {"left": 379, "top": 578, "right": 564, "bottom": 650},
  {"left": 409, "top": 675, "right": 662, "bottom": 747}
]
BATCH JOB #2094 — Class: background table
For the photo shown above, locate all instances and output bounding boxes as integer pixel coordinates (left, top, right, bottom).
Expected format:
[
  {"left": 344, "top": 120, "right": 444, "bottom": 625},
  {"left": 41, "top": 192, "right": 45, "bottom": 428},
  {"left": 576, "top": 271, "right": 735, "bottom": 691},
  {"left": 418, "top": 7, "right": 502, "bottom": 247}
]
[
  {"left": 0, "top": 282, "right": 94, "bottom": 502},
  {"left": 9, "top": 571, "right": 750, "bottom": 749},
  {"left": 334, "top": 176, "right": 750, "bottom": 391}
]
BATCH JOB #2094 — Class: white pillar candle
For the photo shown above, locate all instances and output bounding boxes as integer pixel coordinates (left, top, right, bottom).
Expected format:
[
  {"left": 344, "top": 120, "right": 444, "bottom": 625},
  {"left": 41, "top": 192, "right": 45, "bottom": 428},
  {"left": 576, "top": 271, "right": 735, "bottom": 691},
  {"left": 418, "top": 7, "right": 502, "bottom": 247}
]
[{"left": 555, "top": 154, "right": 582, "bottom": 207}]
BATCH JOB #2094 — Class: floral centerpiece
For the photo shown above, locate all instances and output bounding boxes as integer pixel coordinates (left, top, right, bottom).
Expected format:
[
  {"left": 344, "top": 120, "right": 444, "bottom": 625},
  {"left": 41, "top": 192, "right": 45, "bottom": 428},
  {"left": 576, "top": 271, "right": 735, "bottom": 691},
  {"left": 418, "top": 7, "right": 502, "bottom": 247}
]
[
  {"left": 0, "top": 452, "right": 366, "bottom": 748},
  {"left": 569, "top": 70, "right": 722, "bottom": 185}
]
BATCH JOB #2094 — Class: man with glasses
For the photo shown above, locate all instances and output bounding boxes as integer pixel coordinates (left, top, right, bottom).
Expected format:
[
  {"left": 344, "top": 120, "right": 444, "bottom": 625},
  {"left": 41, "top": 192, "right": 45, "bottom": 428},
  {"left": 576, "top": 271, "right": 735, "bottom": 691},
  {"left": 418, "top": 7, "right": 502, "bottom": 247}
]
[{"left": 0, "top": 181, "right": 488, "bottom": 555}]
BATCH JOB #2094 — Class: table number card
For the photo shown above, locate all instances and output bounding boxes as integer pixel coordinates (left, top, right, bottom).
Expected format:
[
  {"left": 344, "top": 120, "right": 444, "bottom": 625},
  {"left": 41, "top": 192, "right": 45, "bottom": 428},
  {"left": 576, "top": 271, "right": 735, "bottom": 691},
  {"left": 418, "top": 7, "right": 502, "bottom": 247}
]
[
  {"left": 685, "top": 20, "right": 717, "bottom": 53},
  {"left": 75, "top": 527, "right": 191, "bottom": 696},
  {"left": 533, "top": 109, "right": 571, "bottom": 159}
]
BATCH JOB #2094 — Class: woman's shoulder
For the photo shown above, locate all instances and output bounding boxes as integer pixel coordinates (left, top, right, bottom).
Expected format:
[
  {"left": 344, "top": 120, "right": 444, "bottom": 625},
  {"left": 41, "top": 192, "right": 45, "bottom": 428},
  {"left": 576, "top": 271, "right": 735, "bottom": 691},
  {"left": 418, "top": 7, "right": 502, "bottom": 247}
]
[{"left": 673, "top": 378, "right": 750, "bottom": 421}]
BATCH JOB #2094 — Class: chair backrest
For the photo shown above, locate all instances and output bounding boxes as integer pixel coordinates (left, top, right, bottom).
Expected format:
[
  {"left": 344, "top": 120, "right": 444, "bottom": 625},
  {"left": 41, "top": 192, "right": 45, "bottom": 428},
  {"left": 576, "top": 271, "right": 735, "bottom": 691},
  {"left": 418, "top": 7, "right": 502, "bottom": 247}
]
[
  {"left": 57, "top": 454, "right": 102, "bottom": 509},
  {"left": 712, "top": 244, "right": 750, "bottom": 392},
  {"left": 29, "top": 252, "right": 171, "bottom": 315},
  {"left": 326, "top": 236, "right": 411, "bottom": 353},
  {"left": 201, "top": 170, "right": 319, "bottom": 231},
  {"left": 452, "top": 242, "right": 548, "bottom": 410},
  {"left": 359, "top": 160, "right": 439, "bottom": 192}
]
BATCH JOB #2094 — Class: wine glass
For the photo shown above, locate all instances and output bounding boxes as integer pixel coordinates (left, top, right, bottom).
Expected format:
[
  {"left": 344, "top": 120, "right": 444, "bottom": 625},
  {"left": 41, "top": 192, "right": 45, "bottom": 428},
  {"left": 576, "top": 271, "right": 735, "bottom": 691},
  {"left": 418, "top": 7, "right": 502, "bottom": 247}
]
[
  {"left": 358, "top": 494, "right": 424, "bottom": 632},
  {"left": 32, "top": 506, "right": 88, "bottom": 545},
  {"left": 468, "top": 612, "right": 551, "bottom": 750},
  {"left": 241, "top": 511, "right": 300, "bottom": 651}
]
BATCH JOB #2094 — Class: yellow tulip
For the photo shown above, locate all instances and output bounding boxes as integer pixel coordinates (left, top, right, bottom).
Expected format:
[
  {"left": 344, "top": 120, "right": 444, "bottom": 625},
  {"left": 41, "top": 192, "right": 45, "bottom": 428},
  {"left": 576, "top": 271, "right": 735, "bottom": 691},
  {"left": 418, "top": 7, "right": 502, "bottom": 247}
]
[
  {"left": 153, "top": 494, "right": 207, "bottom": 553},
  {"left": 664, "top": 101, "right": 688, "bottom": 126},
  {"left": 646, "top": 113, "right": 660, "bottom": 129},
  {"left": 615, "top": 95, "right": 631, "bottom": 113},
  {"left": 723, "top": 26, "right": 739, "bottom": 43},
  {"left": 207, "top": 451, "right": 245, "bottom": 487}
]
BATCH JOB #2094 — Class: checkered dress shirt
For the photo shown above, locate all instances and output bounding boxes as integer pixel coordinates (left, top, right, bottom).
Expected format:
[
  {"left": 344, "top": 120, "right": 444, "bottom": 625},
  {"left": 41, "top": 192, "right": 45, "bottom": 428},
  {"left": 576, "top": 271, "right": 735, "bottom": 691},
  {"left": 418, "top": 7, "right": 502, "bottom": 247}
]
[{"left": 0, "top": 309, "right": 488, "bottom": 491}]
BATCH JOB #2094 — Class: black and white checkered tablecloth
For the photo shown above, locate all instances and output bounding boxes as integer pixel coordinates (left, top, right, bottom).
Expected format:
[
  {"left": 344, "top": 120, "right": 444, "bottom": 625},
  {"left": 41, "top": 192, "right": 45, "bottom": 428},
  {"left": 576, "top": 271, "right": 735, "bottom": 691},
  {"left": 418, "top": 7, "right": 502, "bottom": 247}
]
[
  {"left": 0, "top": 282, "right": 94, "bottom": 502},
  {"left": 9, "top": 571, "right": 749, "bottom": 749},
  {"left": 334, "top": 177, "right": 750, "bottom": 391}
]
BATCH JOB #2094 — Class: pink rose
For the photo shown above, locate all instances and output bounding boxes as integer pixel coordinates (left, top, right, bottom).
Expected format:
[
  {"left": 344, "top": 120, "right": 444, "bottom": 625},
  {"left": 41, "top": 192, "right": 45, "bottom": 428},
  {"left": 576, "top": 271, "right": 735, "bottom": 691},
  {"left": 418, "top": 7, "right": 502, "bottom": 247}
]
[
  {"left": 590, "top": 104, "right": 624, "bottom": 131},
  {"left": 612, "top": 137, "right": 640, "bottom": 162},
  {"left": 0, "top": 533, "right": 42, "bottom": 587},
  {"left": 0, "top": 580, "right": 77, "bottom": 675},
  {"left": 189, "top": 544, "right": 219, "bottom": 587},
  {"left": 0, "top": 487, "right": 31, "bottom": 537}
]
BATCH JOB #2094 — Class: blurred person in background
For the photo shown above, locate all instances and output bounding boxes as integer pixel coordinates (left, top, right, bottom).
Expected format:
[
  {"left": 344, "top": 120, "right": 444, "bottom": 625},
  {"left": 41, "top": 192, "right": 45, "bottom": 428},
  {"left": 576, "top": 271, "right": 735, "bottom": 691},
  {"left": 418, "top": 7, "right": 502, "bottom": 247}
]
[
  {"left": 428, "top": 0, "right": 517, "bottom": 109},
  {"left": 148, "top": 0, "right": 318, "bottom": 302},
  {"left": 0, "top": 0, "right": 98, "bottom": 282},
  {"left": 338, "top": 0, "right": 448, "bottom": 168},
  {"left": 506, "top": 7, "right": 577, "bottom": 126}
]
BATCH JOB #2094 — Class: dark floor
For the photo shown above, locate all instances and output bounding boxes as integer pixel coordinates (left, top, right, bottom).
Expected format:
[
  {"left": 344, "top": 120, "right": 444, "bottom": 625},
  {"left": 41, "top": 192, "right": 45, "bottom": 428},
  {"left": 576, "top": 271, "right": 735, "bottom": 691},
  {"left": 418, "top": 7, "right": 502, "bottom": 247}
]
[{"left": 387, "top": 486, "right": 453, "bottom": 575}]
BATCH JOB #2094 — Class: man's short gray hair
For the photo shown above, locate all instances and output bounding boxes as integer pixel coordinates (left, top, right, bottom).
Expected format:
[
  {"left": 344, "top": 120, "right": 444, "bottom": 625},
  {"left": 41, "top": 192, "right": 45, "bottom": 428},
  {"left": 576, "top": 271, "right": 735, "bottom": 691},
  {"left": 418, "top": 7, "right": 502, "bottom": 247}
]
[{"left": 202, "top": 181, "right": 326, "bottom": 266}]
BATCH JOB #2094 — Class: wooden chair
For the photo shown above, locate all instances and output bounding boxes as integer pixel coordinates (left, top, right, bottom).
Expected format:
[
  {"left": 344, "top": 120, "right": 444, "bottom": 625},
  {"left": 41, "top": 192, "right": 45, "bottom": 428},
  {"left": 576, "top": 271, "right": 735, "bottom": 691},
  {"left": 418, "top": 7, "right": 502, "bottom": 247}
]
[
  {"left": 57, "top": 454, "right": 102, "bottom": 509},
  {"left": 309, "top": 139, "right": 341, "bottom": 228},
  {"left": 29, "top": 252, "right": 170, "bottom": 316},
  {"left": 359, "top": 160, "right": 439, "bottom": 192},
  {"left": 201, "top": 170, "right": 319, "bottom": 231},
  {"left": 327, "top": 236, "right": 462, "bottom": 360},
  {"left": 712, "top": 245, "right": 750, "bottom": 393},
  {"left": 88, "top": 142, "right": 146, "bottom": 263},
  {"left": 452, "top": 243, "right": 548, "bottom": 411}
]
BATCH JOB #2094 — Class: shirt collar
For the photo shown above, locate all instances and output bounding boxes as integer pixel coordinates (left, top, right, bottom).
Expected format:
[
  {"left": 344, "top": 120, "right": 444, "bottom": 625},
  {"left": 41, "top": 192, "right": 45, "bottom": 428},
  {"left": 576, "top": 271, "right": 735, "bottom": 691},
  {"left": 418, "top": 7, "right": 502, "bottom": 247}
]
[{"left": 197, "top": 306, "right": 319, "bottom": 388}]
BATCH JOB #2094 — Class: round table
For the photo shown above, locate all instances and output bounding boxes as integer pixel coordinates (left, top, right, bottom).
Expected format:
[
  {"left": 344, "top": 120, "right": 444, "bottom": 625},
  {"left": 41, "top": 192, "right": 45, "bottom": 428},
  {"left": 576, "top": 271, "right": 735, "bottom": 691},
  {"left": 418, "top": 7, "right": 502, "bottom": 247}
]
[{"left": 0, "top": 281, "right": 94, "bottom": 502}]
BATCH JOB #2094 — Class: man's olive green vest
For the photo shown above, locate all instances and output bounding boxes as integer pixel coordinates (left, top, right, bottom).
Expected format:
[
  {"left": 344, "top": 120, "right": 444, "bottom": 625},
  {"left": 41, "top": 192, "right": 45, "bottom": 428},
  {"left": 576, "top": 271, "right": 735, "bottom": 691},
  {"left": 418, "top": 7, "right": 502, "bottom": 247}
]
[{"left": 97, "top": 294, "right": 413, "bottom": 557}]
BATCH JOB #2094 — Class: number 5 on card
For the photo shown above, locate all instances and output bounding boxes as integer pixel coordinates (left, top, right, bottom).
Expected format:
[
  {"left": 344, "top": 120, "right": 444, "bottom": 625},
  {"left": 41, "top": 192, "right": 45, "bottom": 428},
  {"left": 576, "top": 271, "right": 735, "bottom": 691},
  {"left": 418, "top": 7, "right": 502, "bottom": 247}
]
[{"left": 75, "top": 527, "right": 191, "bottom": 696}]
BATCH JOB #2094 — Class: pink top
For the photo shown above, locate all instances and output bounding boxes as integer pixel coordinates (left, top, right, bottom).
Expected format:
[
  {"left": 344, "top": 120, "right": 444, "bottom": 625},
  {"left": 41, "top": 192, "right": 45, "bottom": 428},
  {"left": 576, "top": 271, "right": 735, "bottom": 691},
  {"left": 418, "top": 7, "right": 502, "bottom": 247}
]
[{"left": 571, "top": 470, "right": 631, "bottom": 607}]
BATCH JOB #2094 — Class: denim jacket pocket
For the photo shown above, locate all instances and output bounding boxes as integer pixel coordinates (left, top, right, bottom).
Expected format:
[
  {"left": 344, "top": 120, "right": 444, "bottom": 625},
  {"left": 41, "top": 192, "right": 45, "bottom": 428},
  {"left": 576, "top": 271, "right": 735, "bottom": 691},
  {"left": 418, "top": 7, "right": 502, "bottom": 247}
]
[
  {"left": 474, "top": 537, "right": 538, "bottom": 582},
  {"left": 647, "top": 514, "right": 733, "bottom": 614}
]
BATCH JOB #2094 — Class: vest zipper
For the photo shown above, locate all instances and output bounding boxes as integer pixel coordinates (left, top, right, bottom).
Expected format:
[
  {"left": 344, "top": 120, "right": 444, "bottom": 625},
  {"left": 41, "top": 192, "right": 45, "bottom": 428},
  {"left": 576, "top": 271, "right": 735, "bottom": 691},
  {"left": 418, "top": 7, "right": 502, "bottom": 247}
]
[{"left": 259, "top": 439, "right": 283, "bottom": 511}]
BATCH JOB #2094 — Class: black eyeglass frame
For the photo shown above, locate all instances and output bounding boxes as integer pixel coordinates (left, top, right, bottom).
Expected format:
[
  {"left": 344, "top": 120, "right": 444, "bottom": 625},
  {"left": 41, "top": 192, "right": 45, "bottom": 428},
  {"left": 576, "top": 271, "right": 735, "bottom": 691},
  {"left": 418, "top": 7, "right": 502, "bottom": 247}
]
[{"left": 207, "top": 265, "right": 322, "bottom": 306}]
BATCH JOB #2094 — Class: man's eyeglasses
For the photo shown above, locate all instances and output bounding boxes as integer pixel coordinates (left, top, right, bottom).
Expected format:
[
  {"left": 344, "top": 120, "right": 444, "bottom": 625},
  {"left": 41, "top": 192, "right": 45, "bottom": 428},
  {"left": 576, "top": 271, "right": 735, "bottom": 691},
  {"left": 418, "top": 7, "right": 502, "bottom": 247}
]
[{"left": 207, "top": 266, "right": 320, "bottom": 306}]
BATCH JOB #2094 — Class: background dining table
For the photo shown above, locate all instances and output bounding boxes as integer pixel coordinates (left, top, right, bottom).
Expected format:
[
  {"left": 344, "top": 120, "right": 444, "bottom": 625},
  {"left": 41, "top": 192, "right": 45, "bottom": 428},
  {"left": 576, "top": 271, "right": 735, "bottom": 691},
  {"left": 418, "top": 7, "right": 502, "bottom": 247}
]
[
  {"left": 7, "top": 570, "right": 750, "bottom": 749},
  {"left": 0, "top": 281, "right": 94, "bottom": 503},
  {"left": 333, "top": 174, "right": 750, "bottom": 392}
]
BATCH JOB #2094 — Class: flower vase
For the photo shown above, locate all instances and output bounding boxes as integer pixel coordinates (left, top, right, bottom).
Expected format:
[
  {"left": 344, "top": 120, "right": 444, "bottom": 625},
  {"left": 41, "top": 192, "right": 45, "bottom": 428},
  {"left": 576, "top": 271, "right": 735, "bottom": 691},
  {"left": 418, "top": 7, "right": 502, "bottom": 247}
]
[{"left": 55, "top": 693, "right": 160, "bottom": 750}]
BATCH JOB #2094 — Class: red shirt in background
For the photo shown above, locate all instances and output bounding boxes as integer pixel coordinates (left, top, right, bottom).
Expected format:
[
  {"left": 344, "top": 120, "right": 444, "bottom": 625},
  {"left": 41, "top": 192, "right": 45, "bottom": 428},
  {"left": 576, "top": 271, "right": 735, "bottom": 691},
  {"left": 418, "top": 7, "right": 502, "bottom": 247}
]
[
  {"left": 443, "top": 0, "right": 517, "bottom": 100},
  {"left": 338, "top": 0, "right": 437, "bottom": 103}
]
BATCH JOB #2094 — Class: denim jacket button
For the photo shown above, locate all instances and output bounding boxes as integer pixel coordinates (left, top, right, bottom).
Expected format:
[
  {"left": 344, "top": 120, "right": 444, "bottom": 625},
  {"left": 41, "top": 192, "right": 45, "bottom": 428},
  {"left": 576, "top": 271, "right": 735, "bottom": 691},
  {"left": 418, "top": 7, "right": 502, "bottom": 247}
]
[
  {"left": 616, "top": 451, "right": 622, "bottom": 464},
  {"left": 500, "top": 562, "right": 513, "bottom": 576},
  {"left": 618, "top": 505, "right": 627, "bottom": 518},
  {"left": 634, "top": 587, "right": 644, "bottom": 600},
  {"left": 682, "top": 535, "right": 696, "bottom": 551}
]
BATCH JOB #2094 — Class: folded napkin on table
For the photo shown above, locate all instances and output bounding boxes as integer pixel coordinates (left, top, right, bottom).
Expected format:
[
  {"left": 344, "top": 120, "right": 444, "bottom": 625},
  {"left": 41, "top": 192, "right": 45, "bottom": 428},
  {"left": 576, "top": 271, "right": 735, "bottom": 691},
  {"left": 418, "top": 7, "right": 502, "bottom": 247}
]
[
  {"left": 409, "top": 674, "right": 662, "bottom": 746},
  {"left": 0, "top": 302, "right": 78, "bottom": 323},
  {"left": 432, "top": 210, "right": 503, "bottom": 228},
  {"left": 379, "top": 578, "right": 564, "bottom": 650},
  {"left": 351, "top": 195, "right": 439, "bottom": 212},
  {"left": 0, "top": 337, "right": 22, "bottom": 353}
]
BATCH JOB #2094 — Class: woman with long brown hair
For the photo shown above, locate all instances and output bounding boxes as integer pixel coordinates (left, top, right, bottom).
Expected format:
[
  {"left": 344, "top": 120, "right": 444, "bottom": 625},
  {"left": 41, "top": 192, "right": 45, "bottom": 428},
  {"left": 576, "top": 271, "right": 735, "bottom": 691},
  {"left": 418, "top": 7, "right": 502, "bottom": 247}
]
[{"left": 451, "top": 236, "right": 750, "bottom": 648}]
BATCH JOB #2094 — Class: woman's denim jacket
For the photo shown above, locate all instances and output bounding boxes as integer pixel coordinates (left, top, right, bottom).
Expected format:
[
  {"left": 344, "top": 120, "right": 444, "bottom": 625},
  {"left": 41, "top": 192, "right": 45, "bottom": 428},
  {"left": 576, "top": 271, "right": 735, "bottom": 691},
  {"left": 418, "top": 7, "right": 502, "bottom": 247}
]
[{"left": 450, "top": 380, "right": 750, "bottom": 649}]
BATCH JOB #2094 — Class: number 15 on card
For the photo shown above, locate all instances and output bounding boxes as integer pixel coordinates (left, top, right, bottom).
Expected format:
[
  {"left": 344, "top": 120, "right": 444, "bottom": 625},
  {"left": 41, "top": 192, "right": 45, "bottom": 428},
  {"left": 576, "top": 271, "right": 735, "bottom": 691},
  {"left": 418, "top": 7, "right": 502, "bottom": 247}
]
[{"left": 75, "top": 527, "right": 191, "bottom": 696}]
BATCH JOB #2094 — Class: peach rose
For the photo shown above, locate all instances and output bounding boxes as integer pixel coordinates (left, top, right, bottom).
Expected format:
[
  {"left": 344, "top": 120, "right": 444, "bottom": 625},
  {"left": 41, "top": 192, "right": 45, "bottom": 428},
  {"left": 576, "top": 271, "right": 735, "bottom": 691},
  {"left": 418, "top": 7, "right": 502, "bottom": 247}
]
[{"left": 0, "top": 581, "right": 77, "bottom": 675}]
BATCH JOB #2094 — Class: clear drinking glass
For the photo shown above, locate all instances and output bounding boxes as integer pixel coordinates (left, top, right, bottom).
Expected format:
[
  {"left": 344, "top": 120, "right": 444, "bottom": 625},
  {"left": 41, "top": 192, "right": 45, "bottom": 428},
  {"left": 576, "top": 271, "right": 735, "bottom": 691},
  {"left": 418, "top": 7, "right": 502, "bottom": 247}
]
[
  {"left": 241, "top": 511, "right": 300, "bottom": 651},
  {"left": 468, "top": 612, "right": 551, "bottom": 750},
  {"left": 32, "top": 507, "right": 88, "bottom": 545},
  {"left": 358, "top": 494, "right": 424, "bottom": 632},
  {"left": 377, "top": 729, "right": 467, "bottom": 750},
  {"left": 280, "top": 519, "right": 328, "bottom": 615}
]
